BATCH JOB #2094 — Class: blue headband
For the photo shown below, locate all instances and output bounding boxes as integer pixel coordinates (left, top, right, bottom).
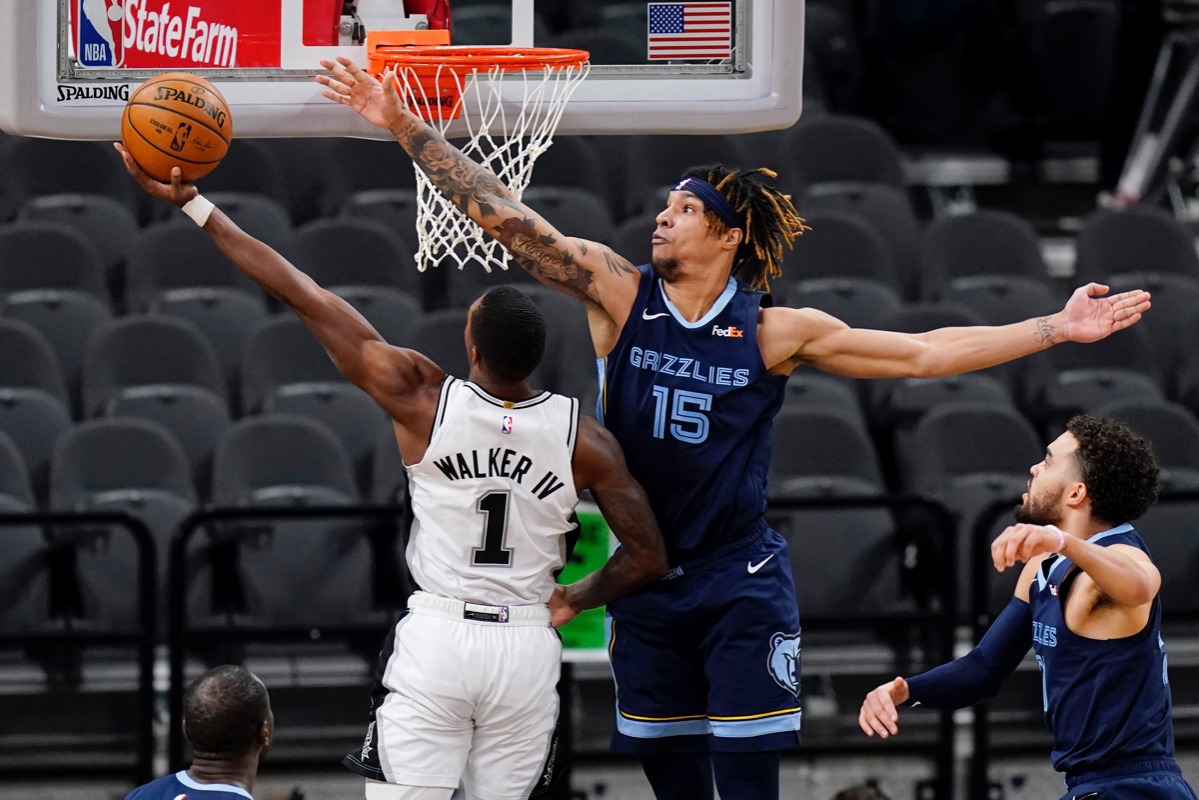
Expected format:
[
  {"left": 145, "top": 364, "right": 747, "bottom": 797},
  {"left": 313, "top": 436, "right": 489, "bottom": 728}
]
[{"left": 673, "top": 177, "right": 744, "bottom": 230}]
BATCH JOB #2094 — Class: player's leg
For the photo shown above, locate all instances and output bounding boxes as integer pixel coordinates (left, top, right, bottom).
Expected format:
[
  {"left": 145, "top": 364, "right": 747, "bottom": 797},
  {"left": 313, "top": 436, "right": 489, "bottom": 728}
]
[
  {"left": 638, "top": 752, "right": 713, "bottom": 800},
  {"left": 701, "top": 528, "right": 802, "bottom": 800},
  {"left": 460, "top": 624, "right": 562, "bottom": 800},
  {"left": 345, "top": 613, "right": 473, "bottom": 791},
  {"left": 606, "top": 582, "right": 715, "bottom": 800},
  {"left": 365, "top": 780, "right": 454, "bottom": 800}
]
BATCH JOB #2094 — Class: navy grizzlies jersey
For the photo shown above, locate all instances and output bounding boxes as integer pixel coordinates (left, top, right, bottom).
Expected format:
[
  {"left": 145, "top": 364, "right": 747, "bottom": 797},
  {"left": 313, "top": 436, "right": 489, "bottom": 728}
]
[
  {"left": 1031, "top": 524, "right": 1175, "bottom": 774},
  {"left": 126, "top": 771, "right": 253, "bottom": 800},
  {"left": 599, "top": 265, "right": 786, "bottom": 561}
]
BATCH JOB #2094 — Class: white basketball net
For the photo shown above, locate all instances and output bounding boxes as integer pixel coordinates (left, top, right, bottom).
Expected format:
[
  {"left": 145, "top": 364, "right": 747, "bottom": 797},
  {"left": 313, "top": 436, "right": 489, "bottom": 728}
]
[{"left": 391, "top": 59, "right": 590, "bottom": 273}]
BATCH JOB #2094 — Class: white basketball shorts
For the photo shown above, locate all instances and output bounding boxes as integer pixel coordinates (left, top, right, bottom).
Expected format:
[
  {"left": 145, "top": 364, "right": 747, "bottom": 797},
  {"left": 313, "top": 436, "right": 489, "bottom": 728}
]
[{"left": 344, "top": 592, "right": 562, "bottom": 800}]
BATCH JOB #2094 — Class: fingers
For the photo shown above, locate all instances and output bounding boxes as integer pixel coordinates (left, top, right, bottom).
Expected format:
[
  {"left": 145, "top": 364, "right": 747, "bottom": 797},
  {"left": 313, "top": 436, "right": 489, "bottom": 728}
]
[
  {"left": 382, "top": 68, "right": 400, "bottom": 100},
  {"left": 1083, "top": 282, "right": 1110, "bottom": 297},
  {"left": 319, "top": 87, "right": 351, "bottom": 105},
  {"left": 170, "top": 166, "right": 183, "bottom": 193},
  {"left": 860, "top": 691, "right": 897, "bottom": 738},
  {"left": 314, "top": 73, "right": 352, "bottom": 97},
  {"left": 1112, "top": 312, "right": 1142, "bottom": 332}
]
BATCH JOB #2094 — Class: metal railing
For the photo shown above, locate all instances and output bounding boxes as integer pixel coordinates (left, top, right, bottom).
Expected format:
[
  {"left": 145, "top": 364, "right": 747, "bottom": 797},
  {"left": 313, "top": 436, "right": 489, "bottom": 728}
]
[{"left": 0, "top": 511, "right": 156, "bottom": 783}]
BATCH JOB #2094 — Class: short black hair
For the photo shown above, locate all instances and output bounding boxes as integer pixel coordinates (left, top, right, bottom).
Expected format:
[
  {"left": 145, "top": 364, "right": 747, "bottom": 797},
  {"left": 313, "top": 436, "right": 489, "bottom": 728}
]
[
  {"left": 183, "top": 665, "right": 270, "bottom": 757},
  {"left": 1067, "top": 415, "right": 1160, "bottom": 526},
  {"left": 470, "top": 286, "right": 546, "bottom": 383},
  {"left": 680, "top": 164, "right": 809, "bottom": 292}
]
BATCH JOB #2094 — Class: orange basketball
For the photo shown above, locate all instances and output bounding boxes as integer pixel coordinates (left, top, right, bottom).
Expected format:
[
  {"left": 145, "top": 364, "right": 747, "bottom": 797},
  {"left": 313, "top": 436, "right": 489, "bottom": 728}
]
[{"left": 121, "top": 72, "right": 232, "bottom": 182}]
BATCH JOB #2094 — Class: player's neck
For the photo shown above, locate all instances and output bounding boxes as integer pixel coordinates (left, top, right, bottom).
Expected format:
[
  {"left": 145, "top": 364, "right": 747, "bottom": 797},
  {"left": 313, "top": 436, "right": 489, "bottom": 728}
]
[
  {"left": 1058, "top": 509, "right": 1110, "bottom": 541},
  {"left": 186, "top": 755, "right": 257, "bottom": 793},
  {"left": 468, "top": 369, "right": 537, "bottom": 402},
  {"left": 659, "top": 264, "right": 733, "bottom": 323}
]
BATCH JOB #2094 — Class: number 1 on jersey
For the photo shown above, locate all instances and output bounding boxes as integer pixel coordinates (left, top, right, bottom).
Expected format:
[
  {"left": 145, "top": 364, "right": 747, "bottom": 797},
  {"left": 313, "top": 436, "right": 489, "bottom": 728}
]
[
  {"left": 473, "top": 491, "right": 514, "bottom": 566},
  {"left": 651, "top": 386, "right": 712, "bottom": 444}
]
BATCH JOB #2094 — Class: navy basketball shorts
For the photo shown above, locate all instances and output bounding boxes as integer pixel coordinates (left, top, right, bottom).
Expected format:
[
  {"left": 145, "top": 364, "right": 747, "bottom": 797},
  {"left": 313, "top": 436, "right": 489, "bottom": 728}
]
[
  {"left": 1061, "top": 758, "right": 1199, "bottom": 800},
  {"left": 606, "top": 524, "right": 802, "bottom": 754}
]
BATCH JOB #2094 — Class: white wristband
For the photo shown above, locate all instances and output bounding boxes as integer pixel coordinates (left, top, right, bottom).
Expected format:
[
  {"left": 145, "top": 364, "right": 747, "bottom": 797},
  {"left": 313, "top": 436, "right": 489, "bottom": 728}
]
[
  {"left": 1047, "top": 525, "right": 1066, "bottom": 555},
  {"left": 181, "top": 194, "right": 215, "bottom": 227}
]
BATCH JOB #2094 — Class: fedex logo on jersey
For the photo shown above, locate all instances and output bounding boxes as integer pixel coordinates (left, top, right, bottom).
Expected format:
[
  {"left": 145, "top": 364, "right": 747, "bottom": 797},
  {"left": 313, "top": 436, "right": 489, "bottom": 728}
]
[
  {"left": 76, "top": 0, "right": 240, "bottom": 69},
  {"left": 501, "top": 416, "right": 514, "bottom": 434},
  {"left": 711, "top": 324, "right": 744, "bottom": 338}
]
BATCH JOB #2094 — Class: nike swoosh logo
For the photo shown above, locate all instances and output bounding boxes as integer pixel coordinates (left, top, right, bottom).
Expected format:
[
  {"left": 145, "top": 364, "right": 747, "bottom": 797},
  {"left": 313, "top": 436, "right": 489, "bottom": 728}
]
[
  {"left": 747, "top": 554, "right": 775, "bottom": 573},
  {"left": 642, "top": 310, "right": 670, "bottom": 320}
]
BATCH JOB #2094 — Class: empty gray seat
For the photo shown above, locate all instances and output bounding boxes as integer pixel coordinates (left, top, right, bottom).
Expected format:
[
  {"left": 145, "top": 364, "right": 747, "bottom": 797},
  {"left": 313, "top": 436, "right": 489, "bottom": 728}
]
[
  {"left": 292, "top": 219, "right": 416, "bottom": 295},
  {"left": 611, "top": 213, "right": 656, "bottom": 269},
  {"left": 0, "top": 221, "right": 106, "bottom": 300},
  {"left": 263, "top": 384, "right": 389, "bottom": 497},
  {"left": 82, "top": 316, "right": 225, "bottom": 416},
  {"left": 776, "top": 210, "right": 899, "bottom": 297},
  {"left": 944, "top": 275, "right": 1060, "bottom": 326},
  {"left": 921, "top": 210, "right": 1051, "bottom": 300},
  {"left": 786, "top": 278, "right": 903, "bottom": 330},
  {"left": 239, "top": 316, "right": 345, "bottom": 413},
  {"left": 335, "top": 286, "right": 421, "bottom": 345},
  {"left": 17, "top": 193, "right": 140, "bottom": 278},
  {"left": 0, "top": 139, "right": 135, "bottom": 206},
  {"left": 0, "top": 431, "right": 50, "bottom": 634},
  {"left": 1075, "top": 207, "right": 1199, "bottom": 285},
  {"left": 619, "top": 135, "right": 748, "bottom": 218},
  {"left": 204, "top": 192, "right": 294, "bottom": 254},
  {"left": 1106, "top": 273, "right": 1199, "bottom": 395},
  {"left": 106, "top": 385, "right": 231, "bottom": 502},
  {"left": 151, "top": 287, "right": 269, "bottom": 395},
  {"left": 1035, "top": 327, "right": 1164, "bottom": 426},
  {"left": 2, "top": 289, "right": 112, "bottom": 411},
  {"left": 193, "top": 141, "right": 289, "bottom": 206},
  {"left": 1097, "top": 400, "right": 1199, "bottom": 492},
  {"left": 339, "top": 189, "right": 419, "bottom": 249},
  {"left": 211, "top": 415, "right": 376, "bottom": 628},
  {"left": 0, "top": 388, "right": 72, "bottom": 506},
  {"left": 769, "top": 407, "right": 884, "bottom": 498},
  {"left": 788, "top": 115, "right": 906, "bottom": 191},
  {"left": 781, "top": 372, "right": 866, "bottom": 427},
  {"left": 404, "top": 309, "right": 470, "bottom": 379},
  {"left": 50, "top": 418, "right": 197, "bottom": 630},
  {"left": 0, "top": 318, "right": 70, "bottom": 405},
  {"left": 125, "top": 222, "right": 258, "bottom": 311},
  {"left": 800, "top": 185, "right": 921, "bottom": 300},
  {"left": 901, "top": 403, "right": 1042, "bottom": 616}
]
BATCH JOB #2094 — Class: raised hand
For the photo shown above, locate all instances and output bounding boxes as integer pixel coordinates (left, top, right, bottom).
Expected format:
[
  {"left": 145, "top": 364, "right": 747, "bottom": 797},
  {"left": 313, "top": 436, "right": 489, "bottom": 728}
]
[
  {"left": 113, "top": 142, "right": 197, "bottom": 207},
  {"left": 991, "top": 523, "right": 1065, "bottom": 573},
  {"left": 316, "top": 56, "right": 405, "bottom": 130},
  {"left": 1061, "top": 283, "right": 1151, "bottom": 343},
  {"left": 859, "top": 677, "right": 908, "bottom": 738}
]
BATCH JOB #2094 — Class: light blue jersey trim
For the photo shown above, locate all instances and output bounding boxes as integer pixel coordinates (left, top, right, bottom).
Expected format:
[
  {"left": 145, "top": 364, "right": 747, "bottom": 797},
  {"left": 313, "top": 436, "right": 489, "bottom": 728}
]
[
  {"left": 175, "top": 771, "right": 254, "bottom": 799},
  {"left": 1087, "top": 523, "right": 1134, "bottom": 544},
  {"left": 594, "top": 358, "right": 606, "bottom": 423},
  {"left": 659, "top": 277, "right": 737, "bottom": 329},
  {"left": 615, "top": 712, "right": 713, "bottom": 738},
  {"left": 711, "top": 711, "right": 802, "bottom": 738},
  {"left": 1038, "top": 523, "right": 1137, "bottom": 590}
]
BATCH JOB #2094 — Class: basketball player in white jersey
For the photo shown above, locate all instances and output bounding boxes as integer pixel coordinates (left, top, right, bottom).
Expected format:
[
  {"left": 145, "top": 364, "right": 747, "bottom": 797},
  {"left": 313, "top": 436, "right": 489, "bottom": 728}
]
[{"left": 115, "top": 144, "right": 669, "bottom": 800}]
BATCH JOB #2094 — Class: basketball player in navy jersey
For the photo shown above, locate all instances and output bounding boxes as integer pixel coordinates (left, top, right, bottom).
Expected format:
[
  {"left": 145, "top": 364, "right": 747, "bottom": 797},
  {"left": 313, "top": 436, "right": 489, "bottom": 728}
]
[
  {"left": 127, "top": 665, "right": 273, "bottom": 800},
  {"left": 319, "top": 58, "right": 1153, "bottom": 800},
  {"left": 861, "top": 416, "right": 1197, "bottom": 800}
]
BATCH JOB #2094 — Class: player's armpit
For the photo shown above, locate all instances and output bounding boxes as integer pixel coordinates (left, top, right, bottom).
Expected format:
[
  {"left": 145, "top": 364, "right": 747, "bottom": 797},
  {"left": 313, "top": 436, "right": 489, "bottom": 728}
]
[{"left": 566, "top": 417, "right": 668, "bottom": 610}]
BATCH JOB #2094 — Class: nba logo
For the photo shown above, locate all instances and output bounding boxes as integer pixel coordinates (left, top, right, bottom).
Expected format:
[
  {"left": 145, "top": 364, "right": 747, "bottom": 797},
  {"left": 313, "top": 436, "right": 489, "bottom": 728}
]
[
  {"left": 78, "top": 0, "right": 125, "bottom": 67},
  {"left": 501, "top": 415, "right": 514, "bottom": 434}
]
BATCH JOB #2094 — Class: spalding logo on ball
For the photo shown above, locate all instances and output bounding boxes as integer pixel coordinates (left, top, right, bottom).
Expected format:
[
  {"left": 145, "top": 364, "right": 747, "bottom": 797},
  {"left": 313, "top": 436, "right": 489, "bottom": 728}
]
[{"left": 121, "top": 72, "right": 232, "bottom": 182}]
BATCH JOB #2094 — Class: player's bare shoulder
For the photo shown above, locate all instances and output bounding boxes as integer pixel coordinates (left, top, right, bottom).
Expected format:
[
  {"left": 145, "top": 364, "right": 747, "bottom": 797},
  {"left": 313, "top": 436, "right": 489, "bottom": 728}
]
[{"left": 757, "top": 305, "right": 849, "bottom": 373}]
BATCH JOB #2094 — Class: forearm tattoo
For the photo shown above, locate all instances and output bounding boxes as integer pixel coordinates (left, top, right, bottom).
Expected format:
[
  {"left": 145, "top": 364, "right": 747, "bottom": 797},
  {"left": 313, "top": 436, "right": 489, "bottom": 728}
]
[
  {"left": 1033, "top": 316, "right": 1059, "bottom": 345},
  {"left": 601, "top": 245, "right": 638, "bottom": 276},
  {"left": 391, "top": 114, "right": 595, "bottom": 292}
]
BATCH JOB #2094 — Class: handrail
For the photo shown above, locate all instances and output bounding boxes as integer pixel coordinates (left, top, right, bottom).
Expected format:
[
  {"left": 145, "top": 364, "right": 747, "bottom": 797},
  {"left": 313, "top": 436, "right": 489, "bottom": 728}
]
[
  {"left": 0, "top": 511, "right": 156, "bottom": 783},
  {"left": 166, "top": 503, "right": 407, "bottom": 768}
]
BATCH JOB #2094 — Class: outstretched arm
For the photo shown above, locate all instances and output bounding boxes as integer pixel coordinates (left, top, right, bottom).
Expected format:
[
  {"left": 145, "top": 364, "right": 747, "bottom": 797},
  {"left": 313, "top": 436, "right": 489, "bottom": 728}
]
[
  {"left": 114, "top": 143, "right": 441, "bottom": 421},
  {"left": 316, "top": 57, "right": 639, "bottom": 314},
  {"left": 549, "top": 417, "right": 668, "bottom": 627},
  {"left": 763, "top": 283, "right": 1152, "bottom": 378}
]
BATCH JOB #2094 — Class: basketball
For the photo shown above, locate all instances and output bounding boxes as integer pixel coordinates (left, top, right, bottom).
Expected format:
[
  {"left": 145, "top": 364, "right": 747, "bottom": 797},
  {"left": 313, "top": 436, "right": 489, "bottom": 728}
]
[{"left": 120, "top": 72, "right": 232, "bottom": 182}]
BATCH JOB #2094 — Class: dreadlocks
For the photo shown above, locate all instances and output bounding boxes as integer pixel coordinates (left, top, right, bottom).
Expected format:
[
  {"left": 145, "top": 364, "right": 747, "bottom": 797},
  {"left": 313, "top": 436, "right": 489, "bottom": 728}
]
[{"left": 681, "top": 164, "right": 810, "bottom": 292}]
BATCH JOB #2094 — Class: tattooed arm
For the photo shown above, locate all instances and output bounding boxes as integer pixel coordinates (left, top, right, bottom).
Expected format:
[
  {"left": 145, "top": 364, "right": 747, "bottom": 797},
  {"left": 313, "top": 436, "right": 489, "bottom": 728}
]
[
  {"left": 316, "top": 57, "right": 640, "bottom": 317},
  {"left": 758, "top": 283, "right": 1152, "bottom": 377}
]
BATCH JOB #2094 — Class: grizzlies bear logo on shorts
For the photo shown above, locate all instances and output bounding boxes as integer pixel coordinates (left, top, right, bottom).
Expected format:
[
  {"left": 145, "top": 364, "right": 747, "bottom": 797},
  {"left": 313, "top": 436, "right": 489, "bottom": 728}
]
[{"left": 768, "top": 631, "right": 801, "bottom": 698}]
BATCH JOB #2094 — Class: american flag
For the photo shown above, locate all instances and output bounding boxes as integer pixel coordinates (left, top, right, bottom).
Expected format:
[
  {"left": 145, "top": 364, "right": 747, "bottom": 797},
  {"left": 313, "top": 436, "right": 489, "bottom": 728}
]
[{"left": 647, "top": 2, "right": 733, "bottom": 61}]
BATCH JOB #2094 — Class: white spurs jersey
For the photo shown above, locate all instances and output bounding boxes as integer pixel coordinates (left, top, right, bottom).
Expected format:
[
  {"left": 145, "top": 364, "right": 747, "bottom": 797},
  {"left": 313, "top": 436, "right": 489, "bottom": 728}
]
[{"left": 405, "top": 378, "right": 582, "bottom": 606}]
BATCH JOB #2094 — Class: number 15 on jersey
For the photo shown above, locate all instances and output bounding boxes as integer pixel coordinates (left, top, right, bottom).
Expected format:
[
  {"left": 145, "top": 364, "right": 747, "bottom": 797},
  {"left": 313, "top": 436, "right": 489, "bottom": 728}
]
[{"left": 651, "top": 387, "right": 712, "bottom": 444}]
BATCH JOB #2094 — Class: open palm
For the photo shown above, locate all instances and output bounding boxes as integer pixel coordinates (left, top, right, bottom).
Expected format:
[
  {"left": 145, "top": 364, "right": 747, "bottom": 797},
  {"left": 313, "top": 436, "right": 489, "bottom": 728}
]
[
  {"left": 316, "top": 56, "right": 404, "bottom": 130},
  {"left": 1063, "top": 283, "right": 1151, "bottom": 343}
]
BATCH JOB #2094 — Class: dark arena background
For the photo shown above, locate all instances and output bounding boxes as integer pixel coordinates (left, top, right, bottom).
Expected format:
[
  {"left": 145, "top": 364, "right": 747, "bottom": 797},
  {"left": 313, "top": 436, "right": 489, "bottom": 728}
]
[{"left": 1, "top": 1, "right": 1199, "bottom": 799}]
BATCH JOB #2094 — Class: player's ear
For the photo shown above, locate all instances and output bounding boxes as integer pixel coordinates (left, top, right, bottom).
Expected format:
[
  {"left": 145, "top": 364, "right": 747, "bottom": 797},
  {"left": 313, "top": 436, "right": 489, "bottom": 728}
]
[
  {"left": 1065, "top": 481, "right": 1088, "bottom": 510},
  {"left": 721, "top": 226, "right": 743, "bottom": 251}
]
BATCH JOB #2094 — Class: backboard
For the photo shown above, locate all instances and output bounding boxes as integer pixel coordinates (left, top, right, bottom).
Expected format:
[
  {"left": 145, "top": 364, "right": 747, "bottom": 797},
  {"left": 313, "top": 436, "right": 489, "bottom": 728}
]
[{"left": 0, "top": 0, "right": 804, "bottom": 138}]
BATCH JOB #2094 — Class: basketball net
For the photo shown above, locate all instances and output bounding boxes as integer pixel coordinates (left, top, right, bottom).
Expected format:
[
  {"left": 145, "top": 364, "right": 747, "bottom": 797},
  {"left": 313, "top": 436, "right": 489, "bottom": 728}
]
[{"left": 374, "top": 46, "right": 590, "bottom": 273}]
